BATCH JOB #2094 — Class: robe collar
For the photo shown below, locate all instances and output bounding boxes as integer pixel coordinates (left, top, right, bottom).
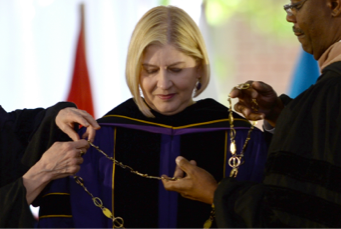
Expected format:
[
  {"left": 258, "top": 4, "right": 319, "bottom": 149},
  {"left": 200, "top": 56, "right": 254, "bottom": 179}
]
[{"left": 318, "top": 41, "right": 341, "bottom": 71}]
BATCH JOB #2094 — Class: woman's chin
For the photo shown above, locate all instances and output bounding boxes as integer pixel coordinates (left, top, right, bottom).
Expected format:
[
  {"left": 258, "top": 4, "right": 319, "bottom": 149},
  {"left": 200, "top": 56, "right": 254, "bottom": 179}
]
[{"left": 154, "top": 105, "right": 182, "bottom": 116}]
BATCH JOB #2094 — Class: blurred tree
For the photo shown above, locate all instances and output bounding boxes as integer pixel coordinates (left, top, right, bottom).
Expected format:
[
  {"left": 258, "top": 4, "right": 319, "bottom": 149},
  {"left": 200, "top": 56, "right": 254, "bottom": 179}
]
[
  {"left": 160, "top": 0, "right": 170, "bottom": 6},
  {"left": 205, "top": 0, "right": 294, "bottom": 42}
]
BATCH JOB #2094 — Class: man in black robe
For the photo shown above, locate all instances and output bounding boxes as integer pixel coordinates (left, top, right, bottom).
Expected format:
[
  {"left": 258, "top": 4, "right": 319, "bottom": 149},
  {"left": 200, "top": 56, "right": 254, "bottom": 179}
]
[
  {"left": 0, "top": 103, "right": 99, "bottom": 227},
  {"left": 163, "top": 0, "right": 341, "bottom": 227}
]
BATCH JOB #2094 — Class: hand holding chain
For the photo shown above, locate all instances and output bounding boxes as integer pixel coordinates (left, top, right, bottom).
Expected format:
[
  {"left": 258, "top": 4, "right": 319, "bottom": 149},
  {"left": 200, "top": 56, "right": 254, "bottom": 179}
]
[{"left": 204, "top": 83, "right": 256, "bottom": 229}]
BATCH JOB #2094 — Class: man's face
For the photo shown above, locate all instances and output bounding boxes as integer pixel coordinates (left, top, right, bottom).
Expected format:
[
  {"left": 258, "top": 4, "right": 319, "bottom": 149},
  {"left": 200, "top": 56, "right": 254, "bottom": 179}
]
[{"left": 286, "top": 0, "right": 336, "bottom": 59}]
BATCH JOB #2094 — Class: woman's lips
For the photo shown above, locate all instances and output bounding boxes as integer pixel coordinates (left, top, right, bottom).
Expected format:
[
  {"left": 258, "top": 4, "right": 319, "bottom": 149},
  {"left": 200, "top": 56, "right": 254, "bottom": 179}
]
[{"left": 157, "top": 93, "right": 176, "bottom": 100}]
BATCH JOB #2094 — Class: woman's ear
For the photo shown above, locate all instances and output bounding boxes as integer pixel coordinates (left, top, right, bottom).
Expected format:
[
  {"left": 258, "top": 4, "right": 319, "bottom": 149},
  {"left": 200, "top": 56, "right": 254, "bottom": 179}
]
[{"left": 196, "top": 64, "right": 203, "bottom": 79}]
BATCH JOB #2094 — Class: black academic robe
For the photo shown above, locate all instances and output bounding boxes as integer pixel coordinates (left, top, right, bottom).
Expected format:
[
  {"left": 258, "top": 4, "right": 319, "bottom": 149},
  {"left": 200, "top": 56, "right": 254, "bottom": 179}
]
[
  {"left": 214, "top": 61, "right": 341, "bottom": 228},
  {"left": 37, "top": 98, "right": 268, "bottom": 228},
  {"left": 0, "top": 102, "right": 75, "bottom": 228}
]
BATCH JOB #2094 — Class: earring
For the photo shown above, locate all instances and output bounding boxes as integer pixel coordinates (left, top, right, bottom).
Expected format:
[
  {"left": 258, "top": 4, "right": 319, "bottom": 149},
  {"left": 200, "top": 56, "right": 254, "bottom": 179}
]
[
  {"left": 196, "top": 81, "right": 202, "bottom": 91},
  {"left": 139, "top": 86, "right": 143, "bottom": 97}
]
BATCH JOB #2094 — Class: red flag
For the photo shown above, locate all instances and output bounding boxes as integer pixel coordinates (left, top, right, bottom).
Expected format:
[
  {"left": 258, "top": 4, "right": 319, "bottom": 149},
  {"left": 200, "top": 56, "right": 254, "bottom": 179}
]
[{"left": 67, "top": 4, "right": 95, "bottom": 117}]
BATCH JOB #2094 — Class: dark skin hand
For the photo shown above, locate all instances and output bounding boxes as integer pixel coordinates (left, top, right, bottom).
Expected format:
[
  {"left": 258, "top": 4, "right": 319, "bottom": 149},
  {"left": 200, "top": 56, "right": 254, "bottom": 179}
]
[
  {"left": 162, "top": 156, "right": 218, "bottom": 205},
  {"left": 229, "top": 81, "right": 284, "bottom": 127},
  {"left": 162, "top": 81, "right": 284, "bottom": 205}
]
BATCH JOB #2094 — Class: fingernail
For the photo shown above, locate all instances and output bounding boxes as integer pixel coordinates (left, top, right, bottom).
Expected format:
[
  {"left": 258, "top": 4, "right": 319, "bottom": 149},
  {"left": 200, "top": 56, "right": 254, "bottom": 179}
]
[{"left": 176, "top": 156, "right": 184, "bottom": 164}]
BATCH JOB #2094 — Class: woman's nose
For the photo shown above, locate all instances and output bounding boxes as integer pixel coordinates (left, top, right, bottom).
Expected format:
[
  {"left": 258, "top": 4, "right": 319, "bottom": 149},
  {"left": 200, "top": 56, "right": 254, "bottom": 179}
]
[{"left": 156, "top": 69, "right": 172, "bottom": 90}]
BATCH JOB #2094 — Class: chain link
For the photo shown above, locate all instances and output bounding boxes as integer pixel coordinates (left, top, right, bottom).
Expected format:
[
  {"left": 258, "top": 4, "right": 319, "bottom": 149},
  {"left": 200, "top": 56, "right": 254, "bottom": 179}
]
[
  {"left": 205, "top": 84, "right": 256, "bottom": 228},
  {"left": 73, "top": 142, "right": 178, "bottom": 228},
  {"left": 73, "top": 176, "right": 124, "bottom": 228},
  {"left": 88, "top": 142, "right": 177, "bottom": 181},
  {"left": 227, "top": 83, "right": 256, "bottom": 178}
]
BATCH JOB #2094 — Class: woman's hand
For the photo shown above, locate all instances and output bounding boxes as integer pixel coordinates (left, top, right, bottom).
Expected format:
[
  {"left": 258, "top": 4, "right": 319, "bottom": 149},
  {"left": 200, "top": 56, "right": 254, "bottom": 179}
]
[
  {"left": 22, "top": 139, "right": 89, "bottom": 204},
  {"left": 55, "top": 107, "right": 100, "bottom": 142}
]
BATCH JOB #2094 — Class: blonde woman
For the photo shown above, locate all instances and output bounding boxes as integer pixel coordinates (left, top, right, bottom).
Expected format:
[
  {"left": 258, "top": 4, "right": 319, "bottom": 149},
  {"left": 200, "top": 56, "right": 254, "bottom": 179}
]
[{"left": 37, "top": 6, "right": 267, "bottom": 228}]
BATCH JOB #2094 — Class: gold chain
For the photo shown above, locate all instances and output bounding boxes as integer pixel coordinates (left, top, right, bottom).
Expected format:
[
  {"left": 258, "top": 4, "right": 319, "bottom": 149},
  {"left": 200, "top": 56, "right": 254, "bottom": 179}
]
[
  {"left": 204, "top": 83, "right": 256, "bottom": 229},
  {"left": 75, "top": 84, "right": 256, "bottom": 228},
  {"left": 73, "top": 142, "right": 178, "bottom": 228},
  {"left": 227, "top": 96, "right": 255, "bottom": 178},
  {"left": 88, "top": 142, "right": 177, "bottom": 181},
  {"left": 73, "top": 176, "right": 125, "bottom": 228}
]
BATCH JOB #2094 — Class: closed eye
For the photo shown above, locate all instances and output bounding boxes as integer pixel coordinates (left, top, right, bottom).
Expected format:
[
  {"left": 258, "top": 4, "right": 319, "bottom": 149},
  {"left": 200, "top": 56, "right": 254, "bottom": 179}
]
[
  {"left": 145, "top": 68, "right": 159, "bottom": 74},
  {"left": 169, "top": 68, "right": 182, "bottom": 73}
]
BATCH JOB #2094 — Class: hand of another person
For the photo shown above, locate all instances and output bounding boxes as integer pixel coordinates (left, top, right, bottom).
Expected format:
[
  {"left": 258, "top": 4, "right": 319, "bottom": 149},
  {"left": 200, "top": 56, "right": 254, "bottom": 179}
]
[
  {"left": 23, "top": 139, "right": 89, "bottom": 204},
  {"left": 36, "top": 140, "right": 88, "bottom": 180},
  {"left": 229, "top": 81, "right": 284, "bottom": 127},
  {"left": 55, "top": 107, "right": 100, "bottom": 142},
  {"left": 162, "top": 156, "right": 218, "bottom": 205}
]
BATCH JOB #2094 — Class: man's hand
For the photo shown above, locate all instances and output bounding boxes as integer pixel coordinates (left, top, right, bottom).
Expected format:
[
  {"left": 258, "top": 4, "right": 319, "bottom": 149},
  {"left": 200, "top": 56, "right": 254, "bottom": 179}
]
[
  {"left": 229, "top": 81, "right": 284, "bottom": 127},
  {"left": 162, "top": 156, "right": 218, "bottom": 205},
  {"left": 55, "top": 107, "right": 100, "bottom": 142}
]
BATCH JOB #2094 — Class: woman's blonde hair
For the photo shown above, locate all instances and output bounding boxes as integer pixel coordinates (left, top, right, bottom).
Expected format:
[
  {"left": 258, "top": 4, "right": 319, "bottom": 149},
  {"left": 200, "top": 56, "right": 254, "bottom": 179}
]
[{"left": 126, "top": 5, "right": 210, "bottom": 117}]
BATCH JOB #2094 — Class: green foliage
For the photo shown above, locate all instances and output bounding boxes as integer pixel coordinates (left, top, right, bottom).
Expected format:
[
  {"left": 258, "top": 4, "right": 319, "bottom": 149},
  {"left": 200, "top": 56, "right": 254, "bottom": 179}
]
[
  {"left": 205, "top": 0, "right": 293, "bottom": 41},
  {"left": 159, "top": 0, "right": 170, "bottom": 6}
]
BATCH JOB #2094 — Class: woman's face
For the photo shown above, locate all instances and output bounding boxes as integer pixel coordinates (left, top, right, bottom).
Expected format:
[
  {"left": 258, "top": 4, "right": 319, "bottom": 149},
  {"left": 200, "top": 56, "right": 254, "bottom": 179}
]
[{"left": 140, "top": 44, "right": 200, "bottom": 115}]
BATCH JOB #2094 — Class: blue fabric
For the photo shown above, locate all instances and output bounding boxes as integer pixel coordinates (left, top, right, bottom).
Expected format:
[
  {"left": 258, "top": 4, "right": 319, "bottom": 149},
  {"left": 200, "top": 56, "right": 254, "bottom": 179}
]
[
  {"left": 288, "top": 49, "right": 320, "bottom": 98},
  {"left": 70, "top": 127, "right": 114, "bottom": 228},
  {"left": 230, "top": 129, "right": 267, "bottom": 182},
  {"left": 70, "top": 126, "right": 266, "bottom": 228},
  {"left": 38, "top": 218, "right": 73, "bottom": 228},
  {"left": 37, "top": 178, "right": 73, "bottom": 228},
  {"left": 37, "top": 125, "right": 267, "bottom": 228},
  {"left": 35, "top": 99, "right": 268, "bottom": 228},
  {"left": 158, "top": 134, "right": 180, "bottom": 228}
]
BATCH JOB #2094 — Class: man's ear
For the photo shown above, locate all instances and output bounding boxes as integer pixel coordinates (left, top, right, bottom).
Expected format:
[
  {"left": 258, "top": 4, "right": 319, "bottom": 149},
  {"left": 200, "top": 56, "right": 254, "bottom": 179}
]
[{"left": 330, "top": 0, "right": 341, "bottom": 17}]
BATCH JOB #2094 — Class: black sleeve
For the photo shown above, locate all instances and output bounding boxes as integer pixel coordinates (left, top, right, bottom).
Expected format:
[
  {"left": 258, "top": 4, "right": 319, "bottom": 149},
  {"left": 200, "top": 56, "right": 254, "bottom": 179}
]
[
  {"left": 262, "top": 94, "right": 293, "bottom": 146},
  {"left": 21, "top": 102, "right": 77, "bottom": 168},
  {"left": 0, "top": 102, "right": 76, "bottom": 228},
  {"left": 279, "top": 94, "right": 293, "bottom": 106},
  {"left": 0, "top": 178, "right": 35, "bottom": 228},
  {"left": 214, "top": 178, "right": 267, "bottom": 228}
]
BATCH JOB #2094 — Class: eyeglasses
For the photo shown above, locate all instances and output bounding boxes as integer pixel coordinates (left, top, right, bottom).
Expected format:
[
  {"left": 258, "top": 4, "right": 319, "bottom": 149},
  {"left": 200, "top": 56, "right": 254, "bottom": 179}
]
[{"left": 283, "top": 0, "right": 308, "bottom": 16}]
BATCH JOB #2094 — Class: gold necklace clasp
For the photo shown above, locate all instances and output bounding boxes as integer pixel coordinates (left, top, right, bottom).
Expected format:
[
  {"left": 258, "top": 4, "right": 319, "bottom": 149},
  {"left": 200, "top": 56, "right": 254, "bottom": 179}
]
[{"left": 236, "top": 83, "right": 250, "bottom": 90}]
